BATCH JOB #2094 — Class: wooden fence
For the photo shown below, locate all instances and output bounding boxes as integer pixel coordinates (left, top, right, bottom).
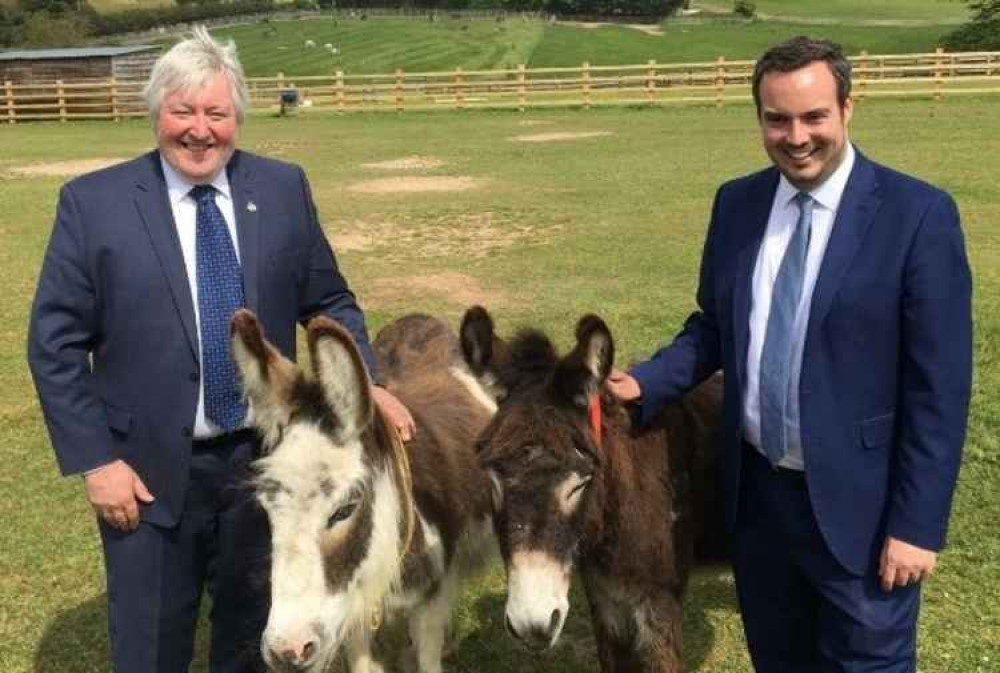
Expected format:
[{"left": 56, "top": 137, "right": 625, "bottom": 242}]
[{"left": 4, "top": 49, "right": 999, "bottom": 123}]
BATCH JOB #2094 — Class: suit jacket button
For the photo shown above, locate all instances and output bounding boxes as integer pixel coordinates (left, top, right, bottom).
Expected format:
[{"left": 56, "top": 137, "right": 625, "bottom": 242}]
[{"left": 182, "top": 426, "right": 192, "bottom": 438}]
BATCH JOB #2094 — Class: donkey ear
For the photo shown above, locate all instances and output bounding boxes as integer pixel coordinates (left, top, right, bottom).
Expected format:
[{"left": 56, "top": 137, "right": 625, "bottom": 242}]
[
  {"left": 231, "top": 309, "right": 298, "bottom": 445},
  {"left": 307, "top": 315, "right": 374, "bottom": 441},
  {"left": 553, "top": 314, "right": 615, "bottom": 409},
  {"left": 460, "top": 305, "right": 496, "bottom": 375}
]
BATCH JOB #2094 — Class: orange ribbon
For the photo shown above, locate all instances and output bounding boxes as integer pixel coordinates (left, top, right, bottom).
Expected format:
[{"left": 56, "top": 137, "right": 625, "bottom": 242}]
[{"left": 588, "top": 394, "right": 602, "bottom": 447}]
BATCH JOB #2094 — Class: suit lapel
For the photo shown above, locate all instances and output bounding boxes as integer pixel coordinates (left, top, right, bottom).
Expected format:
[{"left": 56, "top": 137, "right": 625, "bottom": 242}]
[
  {"left": 732, "top": 169, "right": 779, "bottom": 389},
  {"left": 133, "top": 152, "right": 199, "bottom": 360},
  {"left": 228, "top": 151, "right": 261, "bottom": 314},
  {"left": 807, "top": 152, "right": 881, "bottom": 337}
]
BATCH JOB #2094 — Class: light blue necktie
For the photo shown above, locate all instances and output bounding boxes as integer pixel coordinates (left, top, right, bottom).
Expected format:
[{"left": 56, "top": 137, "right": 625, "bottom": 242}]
[
  {"left": 759, "top": 192, "right": 813, "bottom": 466},
  {"left": 192, "top": 184, "right": 247, "bottom": 432}
]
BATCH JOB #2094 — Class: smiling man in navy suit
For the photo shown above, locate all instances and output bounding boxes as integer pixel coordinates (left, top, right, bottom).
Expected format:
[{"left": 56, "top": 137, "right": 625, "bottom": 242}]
[
  {"left": 28, "top": 27, "right": 413, "bottom": 673},
  {"left": 607, "top": 37, "right": 972, "bottom": 672}
]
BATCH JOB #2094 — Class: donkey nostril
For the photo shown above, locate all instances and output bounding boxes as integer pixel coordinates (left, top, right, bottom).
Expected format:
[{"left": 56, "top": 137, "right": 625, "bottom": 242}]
[
  {"left": 301, "top": 639, "right": 317, "bottom": 663},
  {"left": 548, "top": 608, "right": 561, "bottom": 636}
]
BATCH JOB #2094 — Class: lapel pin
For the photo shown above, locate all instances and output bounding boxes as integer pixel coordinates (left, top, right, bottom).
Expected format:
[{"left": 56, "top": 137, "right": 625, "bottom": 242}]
[{"left": 247, "top": 201, "right": 257, "bottom": 213}]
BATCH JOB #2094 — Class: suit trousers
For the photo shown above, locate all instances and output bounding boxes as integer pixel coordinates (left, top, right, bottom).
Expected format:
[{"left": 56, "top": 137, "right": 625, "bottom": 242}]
[
  {"left": 733, "top": 443, "right": 920, "bottom": 673},
  {"left": 98, "top": 432, "right": 270, "bottom": 673}
]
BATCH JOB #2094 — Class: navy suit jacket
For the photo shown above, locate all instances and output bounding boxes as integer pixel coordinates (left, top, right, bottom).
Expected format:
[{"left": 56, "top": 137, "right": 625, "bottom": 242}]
[
  {"left": 632, "top": 149, "right": 972, "bottom": 575},
  {"left": 28, "top": 150, "right": 378, "bottom": 527}
]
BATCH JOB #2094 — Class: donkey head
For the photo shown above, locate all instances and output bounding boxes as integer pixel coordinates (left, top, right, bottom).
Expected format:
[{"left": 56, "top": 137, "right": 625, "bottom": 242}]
[
  {"left": 231, "top": 310, "right": 407, "bottom": 673},
  {"left": 460, "top": 306, "right": 614, "bottom": 651}
]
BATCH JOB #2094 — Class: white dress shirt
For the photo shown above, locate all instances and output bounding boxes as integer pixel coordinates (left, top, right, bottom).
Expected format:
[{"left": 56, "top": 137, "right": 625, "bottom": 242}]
[
  {"left": 160, "top": 157, "right": 246, "bottom": 439},
  {"left": 743, "top": 144, "right": 856, "bottom": 470}
]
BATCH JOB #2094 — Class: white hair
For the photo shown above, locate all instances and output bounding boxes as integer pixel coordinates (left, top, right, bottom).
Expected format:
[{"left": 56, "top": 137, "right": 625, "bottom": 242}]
[{"left": 143, "top": 26, "right": 250, "bottom": 125}]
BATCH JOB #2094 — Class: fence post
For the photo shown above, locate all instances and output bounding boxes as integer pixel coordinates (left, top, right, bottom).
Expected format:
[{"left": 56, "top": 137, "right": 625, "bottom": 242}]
[
  {"left": 646, "top": 60, "right": 656, "bottom": 105},
  {"left": 582, "top": 61, "right": 591, "bottom": 109},
  {"left": 857, "top": 51, "right": 868, "bottom": 102},
  {"left": 395, "top": 68, "right": 404, "bottom": 112},
  {"left": 4, "top": 80, "right": 13, "bottom": 124},
  {"left": 517, "top": 64, "right": 526, "bottom": 112},
  {"left": 57, "top": 79, "right": 67, "bottom": 123},
  {"left": 934, "top": 47, "right": 944, "bottom": 101},
  {"left": 454, "top": 67, "right": 464, "bottom": 110},
  {"left": 715, "top": 56, "right": 725, "bottom": 108},
  {"left": 109, "top": 76, "right": 120, "bottom": 121},
  {"left": 335, "top": 70, "right": 345, "bottom": 112}
]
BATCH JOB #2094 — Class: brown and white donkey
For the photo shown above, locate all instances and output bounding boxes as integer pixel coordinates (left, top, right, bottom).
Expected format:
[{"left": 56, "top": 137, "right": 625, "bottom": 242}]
[{"left": 231, "top": 310, "right": 497, "bottom": 673}]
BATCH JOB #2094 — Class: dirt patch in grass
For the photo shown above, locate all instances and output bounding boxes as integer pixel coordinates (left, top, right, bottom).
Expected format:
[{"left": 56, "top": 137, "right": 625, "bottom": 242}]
[
  {"left": 6, "top": 157, "right": 127, "bottom": 178},
  {"left": 347, "top": 176, "right": 486, "bottom": 194},
  {"left": 253, "top": 140, "right": 314, "bottom": 157},
  {"left": 510, "top": 131, "right": 613, "bottom": 143},
  {"left": 367, "top": 272, "right": 507, "bottom": 309},
  {"left": 560, "top": 21, "right": 664, "bottom": 36},
  {"left": 328, "top": 212, "right": 560, "bottom": 261},
  {"left": 518, "top": 119, "right": 556, "bottom": 127},
  {"left": 361, "top": 156, "right": 445, "bottom": 170}
]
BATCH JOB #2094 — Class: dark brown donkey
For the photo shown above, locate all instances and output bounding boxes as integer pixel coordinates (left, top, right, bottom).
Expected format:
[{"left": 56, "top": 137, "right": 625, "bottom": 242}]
[
  {"left": 459, "top": 306, "right": 724, "bottom": 673},
  {"left": 231, "top": 311, "right": 497, "bottom": 673}
]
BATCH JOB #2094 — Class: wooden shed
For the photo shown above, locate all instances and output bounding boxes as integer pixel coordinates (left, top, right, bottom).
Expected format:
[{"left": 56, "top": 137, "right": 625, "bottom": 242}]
[{"left": 0, "top": 45, "right": 160, "bottom": 84}]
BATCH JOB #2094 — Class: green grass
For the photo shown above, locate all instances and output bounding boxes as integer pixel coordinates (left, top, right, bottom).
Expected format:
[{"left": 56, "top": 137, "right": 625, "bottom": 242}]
[
  {"left": 693, "top": 0, "right": 971, "bottom": 22},
  {"left": 217, "top": 17, "right": 546, "bottom": 76},
  {"left": 86, "top": 0, "right": 174, "bottom": 13},
  {"left": 529, "top": 21, "right": 952, "bottom": 67},
  {"left": 2, "top": 96, "right": 998, "bottom": 672},
  {"left": 208, "top": 16, "right": 958, "bottom": 77}
]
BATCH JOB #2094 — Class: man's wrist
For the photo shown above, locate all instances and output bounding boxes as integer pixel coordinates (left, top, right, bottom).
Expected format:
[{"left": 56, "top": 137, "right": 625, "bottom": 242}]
[{"left": 83, "top": 461, "right": 114, "bottom": 477}]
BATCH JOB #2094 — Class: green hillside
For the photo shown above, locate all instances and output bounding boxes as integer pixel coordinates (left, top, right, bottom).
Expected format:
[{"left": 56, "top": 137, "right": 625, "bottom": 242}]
[
  {"left": 211, "top": 16, "right": 956, "bottom": 77},
  {"left": 692, "top": 0, "right": 970, "bottom": 22},
  {"left": 528, "top": 21, "right": 951, "bottom": 68},
  {"left": 215, "top": 17, "right": 545, "bottom": 76}
]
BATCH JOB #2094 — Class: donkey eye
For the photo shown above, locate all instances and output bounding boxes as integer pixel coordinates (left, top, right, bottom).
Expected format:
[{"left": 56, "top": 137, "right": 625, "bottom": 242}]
[
  {"left": 569, "top": 475, "right": 593, "bottom": 497},
  {"left": 327, "top": 502, "right": 358, "bottom": 528}
]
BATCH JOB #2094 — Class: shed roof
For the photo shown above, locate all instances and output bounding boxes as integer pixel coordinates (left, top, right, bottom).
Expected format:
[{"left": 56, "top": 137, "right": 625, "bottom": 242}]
[{"left": 0, "top": 46, "right": 159, "bottom": 61}]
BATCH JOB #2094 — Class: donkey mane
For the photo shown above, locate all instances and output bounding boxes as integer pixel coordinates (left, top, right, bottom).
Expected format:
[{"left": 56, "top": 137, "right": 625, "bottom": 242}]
[{"left": 502, "top": 329, "right": 559, "bottom": 387}]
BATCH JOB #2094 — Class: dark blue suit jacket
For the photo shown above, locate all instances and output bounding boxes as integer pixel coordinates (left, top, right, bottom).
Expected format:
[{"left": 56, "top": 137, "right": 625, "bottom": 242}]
[
  {"left": 28, "top": 150, "right": 377, "bottom": 528},
  {"left": 632, "top": 149, "right": 972, "bottom": 575}
]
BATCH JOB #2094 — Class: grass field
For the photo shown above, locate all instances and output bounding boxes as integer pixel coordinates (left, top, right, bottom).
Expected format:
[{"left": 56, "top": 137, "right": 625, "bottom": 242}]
[
  {"left": 692, "top": 0, "right": 970, "bottom": 22},
  {"left": 208, "top": 16, "right": 960, "bottom": 78},
  {"left": 1, "top": 95, "right": 998, "bottom": 672}
]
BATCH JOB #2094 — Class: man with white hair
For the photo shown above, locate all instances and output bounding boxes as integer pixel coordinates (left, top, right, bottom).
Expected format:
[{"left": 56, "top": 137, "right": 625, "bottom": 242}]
[{"left": 27, "top": 27, "right": 413, "bottom": 672}]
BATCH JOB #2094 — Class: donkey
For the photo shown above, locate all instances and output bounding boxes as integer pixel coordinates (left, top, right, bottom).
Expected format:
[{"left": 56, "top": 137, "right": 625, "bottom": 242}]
[
  {"left": 231, "top": 310, "right": 497, "bottom": 673},
  {"left": 459, "top": 306, "right": 723, "bottom": 673}
]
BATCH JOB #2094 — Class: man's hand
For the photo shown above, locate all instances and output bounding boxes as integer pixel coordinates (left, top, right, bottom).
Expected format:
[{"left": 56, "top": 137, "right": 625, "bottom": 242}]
[
  {"left": 879, "top": 536, "right": 937, "bottom": 592},
  {"left": 84, "top": 459, "right": 154, "bottom": 532},
  {"left": 372, "top": 385, "right": 416, "bottom": 442},
  {"left": 605, "top": 369, "right": 642, "bottom": 403}
]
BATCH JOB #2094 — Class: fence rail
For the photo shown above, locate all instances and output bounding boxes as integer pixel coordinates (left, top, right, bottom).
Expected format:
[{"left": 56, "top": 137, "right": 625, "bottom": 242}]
[{"left": 4, "top": 49, "right": 999, "bottom": 123}]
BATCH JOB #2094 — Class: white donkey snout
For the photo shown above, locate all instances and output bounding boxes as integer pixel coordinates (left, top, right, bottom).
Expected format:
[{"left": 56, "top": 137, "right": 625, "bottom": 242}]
[
  {"left": 504, "top": 551, "right": 571, "bottom": 650},
  {"left": 262, "top": 624, "right": 326, "bottom": 672}
]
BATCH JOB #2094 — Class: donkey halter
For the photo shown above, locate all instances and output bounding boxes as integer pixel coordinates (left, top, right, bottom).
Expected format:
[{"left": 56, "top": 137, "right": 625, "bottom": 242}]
[
  {"left": 369, "top": 424, "right": 416, "bottom": 633},
  {"left": 588, "top": 394, "right": 603, "bottom": 448}
]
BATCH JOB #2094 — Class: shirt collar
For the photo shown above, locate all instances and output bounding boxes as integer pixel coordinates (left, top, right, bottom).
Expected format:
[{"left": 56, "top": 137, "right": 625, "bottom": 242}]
[
  {"left": 160, "top": 154, "right": 233, "bottom": 207},
  {"left": 775, "top": 142, "right": 856, "bottom": 213}
]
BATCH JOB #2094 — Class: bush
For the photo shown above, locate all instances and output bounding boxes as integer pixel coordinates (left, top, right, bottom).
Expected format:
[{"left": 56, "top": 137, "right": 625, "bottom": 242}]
[
  {"left": 0, "top": 7, "right": 26, "bottom": 47},
  {"left": 942, "top": 18, "right": 1000, "bottom": 51},
  {"left": 92, "top": 0, "right": 277, "bottom": 36},
  {"left": 20, "top": 9, "right": 94, "bottom": 46},
  {"left": 733, "top": 0, "right": 754, "bottom": 18}
]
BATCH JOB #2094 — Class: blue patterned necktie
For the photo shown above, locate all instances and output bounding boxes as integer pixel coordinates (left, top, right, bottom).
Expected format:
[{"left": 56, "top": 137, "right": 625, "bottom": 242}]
[
  {"left": 192, "top": 184, "right": 247, "bottom": 432},
  {"left": 759, "top": 192, "right": 813, "bottom": 466}
]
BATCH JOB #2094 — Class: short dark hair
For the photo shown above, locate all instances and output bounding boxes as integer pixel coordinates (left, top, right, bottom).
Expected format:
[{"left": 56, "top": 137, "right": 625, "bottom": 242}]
[{"left": 752, "top": 36, "right": 852, "bottom": 115}]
